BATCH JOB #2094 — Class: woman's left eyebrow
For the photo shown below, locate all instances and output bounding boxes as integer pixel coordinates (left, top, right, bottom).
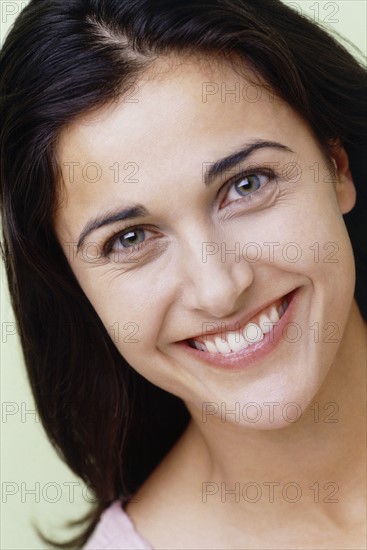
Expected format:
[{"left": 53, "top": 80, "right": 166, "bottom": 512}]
[
  {"left": 203, "top": 139, "right": 294, "bottom": 186},
  {"left": 76, "top": 205, "right": 149, "bottom": 252}
]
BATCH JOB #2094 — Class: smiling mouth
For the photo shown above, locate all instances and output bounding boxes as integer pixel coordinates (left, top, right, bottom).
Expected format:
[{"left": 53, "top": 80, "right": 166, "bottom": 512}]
[{"left": 187, "top": 293, "right": 290, "bottom": 355}]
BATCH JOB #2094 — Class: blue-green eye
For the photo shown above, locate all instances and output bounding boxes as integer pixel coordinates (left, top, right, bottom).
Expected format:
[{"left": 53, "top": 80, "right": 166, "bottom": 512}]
[
  {"left": 117, "top": 228, "right": 146, "bottom": 248},
  {"left": 224, "top": 172, "right": 273, "bottom": 205},
  {"left": 235, "top": 174, "right": 262, "bottom": 195},
  {"left": 102, "top": 226, "right": 158, "bottom": 259}
]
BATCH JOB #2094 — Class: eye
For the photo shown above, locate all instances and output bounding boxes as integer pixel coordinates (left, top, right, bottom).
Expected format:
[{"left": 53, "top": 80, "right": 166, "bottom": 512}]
[
  {"left": 234, "top": 174, "right": 263, "bottom": 194},
  {"left": 103, "top": 226, "right": 156, "bottom": 258},
  {"left": 118, "top": 228, "right": 146, "bottom": 248},
  {"left": 222, "top": 171, "right": 275, "bottom": 207},
  {"left": 228, "top": 173, "right": 269, "bottom": 199}
]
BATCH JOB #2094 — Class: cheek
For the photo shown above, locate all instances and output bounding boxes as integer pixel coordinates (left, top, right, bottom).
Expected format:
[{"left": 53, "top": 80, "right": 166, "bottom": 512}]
[
  {"left": 74, "top": 266, "right": 169, "bottom": 360},
  {"left": 282, "top": 195, "right": 355, "bottom": 285},
  {"left": 242, "top": 183, "right": 354, "bottom": 279},
  {"left": 250, "top": 188, "right": 356, "bottom": 334}
]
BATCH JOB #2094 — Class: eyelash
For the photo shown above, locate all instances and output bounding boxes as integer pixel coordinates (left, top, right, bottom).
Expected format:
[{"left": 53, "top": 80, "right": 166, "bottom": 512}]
[{"left": 102, "top": 168, "right": 277, "bottom": 258}]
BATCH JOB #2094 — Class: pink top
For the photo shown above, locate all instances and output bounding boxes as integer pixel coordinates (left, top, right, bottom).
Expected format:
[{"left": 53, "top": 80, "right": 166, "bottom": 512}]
[{"left": 83, "top": 500, "right": 153, "bottom": 550}]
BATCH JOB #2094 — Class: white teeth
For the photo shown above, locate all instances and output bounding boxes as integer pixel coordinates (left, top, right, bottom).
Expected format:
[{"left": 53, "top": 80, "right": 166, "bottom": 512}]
[
  {"left": 243, "top": 323, "right": 264, "bottom": 344},
  {"left": 227, "top": 331, "right": 248, "bottom": 352},
  {"left": 191, "top": 295, "right": 289, "bottom": 355},
  {"left": 204, "top": 339, "right": 218, "bottom": 354},
  {"left": 258, "top": 313, "right": 273, "bottom": 334},
  {"left": 269, "top": 306, "right": 280, "bottom": 323},
  {"left": 195, "top": 341, "right": 207, "bottom": 352},
  {"left": 214, "top": 336, "right": 231, "bottom": 355}
]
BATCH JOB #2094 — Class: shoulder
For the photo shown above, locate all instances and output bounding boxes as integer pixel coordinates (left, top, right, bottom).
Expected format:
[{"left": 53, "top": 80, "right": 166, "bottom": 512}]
[{"left": 83, "top": 500, "right": 153, "bottom": 550}]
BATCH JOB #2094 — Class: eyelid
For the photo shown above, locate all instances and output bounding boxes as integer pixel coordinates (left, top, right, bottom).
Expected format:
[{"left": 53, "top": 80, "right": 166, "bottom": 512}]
[{"left": 224, "top": 166, "right": 277, "bottom": 189}]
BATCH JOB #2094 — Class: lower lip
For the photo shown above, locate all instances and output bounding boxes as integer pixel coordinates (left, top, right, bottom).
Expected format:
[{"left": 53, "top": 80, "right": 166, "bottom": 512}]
[{"left": 177, "top": 288, "right": 300, "bottom": 370}]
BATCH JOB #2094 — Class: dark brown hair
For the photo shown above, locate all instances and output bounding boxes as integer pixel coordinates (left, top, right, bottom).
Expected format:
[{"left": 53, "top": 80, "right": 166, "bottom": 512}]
[{"left": 1, "top": 0, "right": 366, "bottom": 547}]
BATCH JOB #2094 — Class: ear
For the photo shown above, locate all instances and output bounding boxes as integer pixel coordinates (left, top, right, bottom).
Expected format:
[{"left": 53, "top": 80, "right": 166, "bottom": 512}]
[{"left": 328, "top": 140, "right": 356, "bottom": 214}]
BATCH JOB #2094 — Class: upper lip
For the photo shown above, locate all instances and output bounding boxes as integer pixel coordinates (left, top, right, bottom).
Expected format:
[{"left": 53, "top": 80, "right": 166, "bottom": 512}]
[{"left": 183, "top": 288, "right": 295, "bottom": 342}]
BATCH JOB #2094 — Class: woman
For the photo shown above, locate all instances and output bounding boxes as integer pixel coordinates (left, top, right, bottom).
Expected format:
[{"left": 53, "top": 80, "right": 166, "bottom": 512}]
[{"left": 1, "top": 0, "right": 366, "bottom": 548}]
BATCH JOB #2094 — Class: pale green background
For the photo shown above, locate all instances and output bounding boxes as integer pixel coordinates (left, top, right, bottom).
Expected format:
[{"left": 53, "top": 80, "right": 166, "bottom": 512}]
[{"left": 1, "top": 1, "right": 366, "bottom": 548}]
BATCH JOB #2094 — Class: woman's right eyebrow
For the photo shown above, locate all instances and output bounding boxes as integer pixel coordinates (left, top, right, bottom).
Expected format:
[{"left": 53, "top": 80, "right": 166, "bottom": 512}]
[{"left": 76, "top": 139, "right": 294, "bottom": 252}]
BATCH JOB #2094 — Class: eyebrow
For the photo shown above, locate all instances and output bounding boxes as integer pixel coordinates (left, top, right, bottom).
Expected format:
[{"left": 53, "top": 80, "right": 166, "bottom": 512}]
[
  {"left": 203, "top": 139, "right": 294, "bottom": 185},
  {"left": 76, "top": 139, "right": 294, "bottom": 252},
  {"left": 76, "top": 205, "right": 149, "bottom": 252}
]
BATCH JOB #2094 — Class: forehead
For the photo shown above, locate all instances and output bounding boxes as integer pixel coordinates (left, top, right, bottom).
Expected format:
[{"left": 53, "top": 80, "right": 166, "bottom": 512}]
[{"left": 56, "top": 55, "right": 303, "bottom": 164}]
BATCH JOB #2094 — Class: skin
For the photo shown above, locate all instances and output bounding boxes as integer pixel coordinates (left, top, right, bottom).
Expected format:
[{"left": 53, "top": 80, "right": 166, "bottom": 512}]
[{"left": 54, "top": 56, "right": 366, "bottom": 549}]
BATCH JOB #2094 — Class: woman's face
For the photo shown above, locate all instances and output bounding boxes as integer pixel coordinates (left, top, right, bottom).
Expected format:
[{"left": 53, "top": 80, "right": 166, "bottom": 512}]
[{"left": 54, "top": 57, "right": 356, "bottom": 429}]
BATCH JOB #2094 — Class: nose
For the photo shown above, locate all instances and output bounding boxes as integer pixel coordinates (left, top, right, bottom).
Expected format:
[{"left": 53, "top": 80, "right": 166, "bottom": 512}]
[{"left": 179, "top": 236, "right": 254, "bottom": 318}]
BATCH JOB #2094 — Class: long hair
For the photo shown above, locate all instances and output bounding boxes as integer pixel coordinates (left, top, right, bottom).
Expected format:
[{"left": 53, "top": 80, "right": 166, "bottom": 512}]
[{"left": 1, "top": 0, "right": 366, "bottom": 546}]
